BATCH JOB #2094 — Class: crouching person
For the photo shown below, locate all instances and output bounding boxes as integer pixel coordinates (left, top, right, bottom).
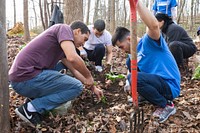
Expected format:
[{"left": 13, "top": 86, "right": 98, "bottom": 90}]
[
  {"left": 9, "top": 21, "right": 103, "bottom": 127},
  {"left": 111, "top": 0, "right": 181, "bottom": 123}
]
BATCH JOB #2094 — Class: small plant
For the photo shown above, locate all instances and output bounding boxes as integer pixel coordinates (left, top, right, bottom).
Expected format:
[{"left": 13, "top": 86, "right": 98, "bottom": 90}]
[
  {"left": 192, "top": 65, "right": 200, "bottom": 80},
  {"left": 106, "top": 73, "right": 125, "bottom": 82},
  {"left": 101, "top": 96, "right": 107, "bottom": 104}
]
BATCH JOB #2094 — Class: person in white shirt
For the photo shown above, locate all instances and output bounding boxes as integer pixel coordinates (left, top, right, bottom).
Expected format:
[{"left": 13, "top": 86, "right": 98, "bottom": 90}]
[{"left": 81, "top": 19, "right": 113, "bottom": 72}]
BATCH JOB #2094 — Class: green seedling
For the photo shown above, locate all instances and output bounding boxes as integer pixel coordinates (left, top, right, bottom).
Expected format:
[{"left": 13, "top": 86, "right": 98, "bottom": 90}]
[
  {"left": 192, "top": 65, "right": 200, "bottom": 80},
  {"left": 101, "top": 96, "right": 107, "bottom": 104},
  {"left": 106, "top": 73, "right": 125, "bottom": 82}
]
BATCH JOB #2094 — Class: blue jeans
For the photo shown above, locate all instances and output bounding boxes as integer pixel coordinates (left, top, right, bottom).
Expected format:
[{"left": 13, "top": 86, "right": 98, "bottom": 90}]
[
  {"left": 10, "top": 69, "right": 83, "bottom": 114},
  {"left": 127, "top": 72, "right": 173, "bottom": 108}
]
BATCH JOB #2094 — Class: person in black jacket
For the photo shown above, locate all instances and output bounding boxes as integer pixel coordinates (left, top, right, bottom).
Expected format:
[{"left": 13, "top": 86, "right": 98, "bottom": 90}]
[{"left": 155, "top": 13, "right": 197, "bottom": 74}]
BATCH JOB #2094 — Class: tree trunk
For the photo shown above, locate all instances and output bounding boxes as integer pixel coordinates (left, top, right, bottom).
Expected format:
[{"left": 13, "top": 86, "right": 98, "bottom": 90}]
[
  {"left": 39, "top": 0, "right": 46, "bottom": 30},
  {"left": 177, "top": 0, "right": 186, "bottom": 24},
  {"left": 64, "top": 0, "right": 83, "bottom": 24},
  {"left": 44, "top": 0, "right": 48, "bottom": 29},
  {"left": 110, "top": 0, "right": 115, "bottom": 34},
  {"left": 107, "top": 0, "right": 112, "bottom": 31},
  {"left": 13, "top": 0, "right": 16, "bottom": 25},
  {"left": 31, "top": 0, "right": 37, "bottom": 28},
  {"left": 93, "top": 0, "right": 100, "bottom": 23},
  {"left": 24, "top": 0, "right": 30, "bottom": 41},
  {"left": 189, "top": 0, "right": 194, "bottom": 31},
  {"left": 86, "top": 0, "right": 91, "bottom": 25},
  {"left": 123, "top": 0, "right": 127, "bottom": 27},
  {"left": 0, "top": 0, "right": 10, "bottom": 132}
]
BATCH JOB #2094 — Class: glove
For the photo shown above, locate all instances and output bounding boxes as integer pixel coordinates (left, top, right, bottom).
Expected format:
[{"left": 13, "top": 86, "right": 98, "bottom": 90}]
[{"left": 124, "top": 79, "right": 130, "bottom": 92}]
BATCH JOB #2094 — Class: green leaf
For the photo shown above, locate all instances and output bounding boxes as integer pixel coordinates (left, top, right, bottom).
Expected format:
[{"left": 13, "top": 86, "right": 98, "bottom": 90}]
[
  {"left": 101, "top": 96, "right": 107, "bottom": 104},
  {"left": 192, "top": 65, "right": 200, "bottom": 80}
]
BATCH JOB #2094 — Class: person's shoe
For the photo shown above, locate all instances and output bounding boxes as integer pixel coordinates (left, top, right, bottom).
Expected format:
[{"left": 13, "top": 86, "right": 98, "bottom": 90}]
[
  {"left": 95, "top": 66, "right": 103, "bottom": 72},
  {"left": 15, "top": 103, "right": 41, "bottom": 127},
  {"left": 156, "top": 102, "right": 176, "bottom": 123},
  {"left": 153, "top": 108, "right": 163, "bottom": 117}
]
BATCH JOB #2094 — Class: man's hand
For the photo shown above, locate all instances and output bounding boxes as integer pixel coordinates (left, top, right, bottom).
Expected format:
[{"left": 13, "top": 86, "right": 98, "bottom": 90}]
[
  {"left": 92, "top": 86, "right": 104, "bottom": 100},
  {"left": 84, "top": 76, "right": 94, "bottom": 88}
]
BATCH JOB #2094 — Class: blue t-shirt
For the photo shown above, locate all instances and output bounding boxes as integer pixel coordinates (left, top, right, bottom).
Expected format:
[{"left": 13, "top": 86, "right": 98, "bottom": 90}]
[
  {"left": 152, "top": 0, "right": 178, "bottom": 17},
  {"left": 127, "top": 34, "right": 180, "bottom": 99}
]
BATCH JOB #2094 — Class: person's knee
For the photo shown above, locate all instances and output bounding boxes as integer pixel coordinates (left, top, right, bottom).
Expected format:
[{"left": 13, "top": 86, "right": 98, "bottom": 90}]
[
  {"left": 95, "top": 44, "right": 105, "bottom": 52},
  {"left": 168, "top": 41, "right": 181, "bottom": 52},
  {"left": 75, "top": 80, "right": 83, "bottom": 94}
]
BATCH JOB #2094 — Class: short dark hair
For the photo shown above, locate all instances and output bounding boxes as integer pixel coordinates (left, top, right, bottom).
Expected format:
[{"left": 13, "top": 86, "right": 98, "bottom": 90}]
[
  {"left": 94, "top": 19, "right": 105, "bottom": 32},
  {"left": 70, "top": 20, "right": 90, "bottom": 34},
  {"left": 112, "top": 27, "right": 130, "bottom": 46}
]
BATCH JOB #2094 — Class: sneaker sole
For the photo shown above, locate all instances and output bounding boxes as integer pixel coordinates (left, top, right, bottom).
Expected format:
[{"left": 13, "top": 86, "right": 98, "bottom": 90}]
[
  {"left": 15, "top": 108, "right": 35, "bottom": 128},
  {"left": 159, "top": 108, "right": 176, "bottom": 123}
]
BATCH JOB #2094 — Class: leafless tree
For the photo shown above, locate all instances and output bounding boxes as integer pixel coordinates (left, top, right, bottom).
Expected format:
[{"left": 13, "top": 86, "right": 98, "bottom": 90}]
[
  {"left": 13, "top": 0, "right": 16, "bottom": 25},
  {"left": 0, "top": 0, "right": 10, "bottom": 132},
  {"left": 31, "top": 0, "right": 37, "bottom": 28},
  {"left": 177, "top": 0, "right": 186, "bottom": 24},
  {"left": 64, "top": 0, "right": 83, "bottom": 24},
  {"left": 123, "top": 0, "right": 127, "bottom": 27},
  {"left": 93, "top": 0, "right": 100, "bottom": 23},
  {"left": 24, "top": 0, "right": 30, "bottom": 41},
  {"left": 189, "top": 0, "right": 194, "bottom": 31},
  {"left": 39, "top": 0, "right": 46, "bottom": 30},
  {"left": 86, "top": 0, "right": 91, "bottom": 25},
  {"left": 44, "top": 0, "right": 48, "bottom": 29},
  {"left": 110, "top": 0, "right": 115, "bottom": 33}
]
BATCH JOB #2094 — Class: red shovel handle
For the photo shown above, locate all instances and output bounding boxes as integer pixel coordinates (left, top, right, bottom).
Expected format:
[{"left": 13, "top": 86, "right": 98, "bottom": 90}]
[{"left": 129, "top": 0, "right": 138, "bottom": 108}]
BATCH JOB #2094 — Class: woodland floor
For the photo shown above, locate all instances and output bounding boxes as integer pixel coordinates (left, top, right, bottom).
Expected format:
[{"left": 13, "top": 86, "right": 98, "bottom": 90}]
[{"left": 8, "top": 37, "right": 200, "bottom": 133}]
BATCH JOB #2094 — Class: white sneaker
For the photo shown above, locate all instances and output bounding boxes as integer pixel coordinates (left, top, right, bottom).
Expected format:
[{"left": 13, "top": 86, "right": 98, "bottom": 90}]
[{"left": 95, "top": 66, "right": 103, "bottom": 72}]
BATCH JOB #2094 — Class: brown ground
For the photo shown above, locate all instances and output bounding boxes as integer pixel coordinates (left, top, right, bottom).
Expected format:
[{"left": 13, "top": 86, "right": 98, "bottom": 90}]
[{"left": 8, "top": 37, "right": 200, "bottom": 133}]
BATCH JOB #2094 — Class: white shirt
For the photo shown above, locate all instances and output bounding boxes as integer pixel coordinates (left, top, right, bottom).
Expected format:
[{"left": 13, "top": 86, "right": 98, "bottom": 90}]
[{"left": 84, "top": 25, "right": 112, "bottom": 50}]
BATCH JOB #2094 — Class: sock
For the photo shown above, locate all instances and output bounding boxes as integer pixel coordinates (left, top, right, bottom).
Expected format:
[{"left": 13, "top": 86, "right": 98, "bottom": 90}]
[{"left": 27, "top": 102, "right": 37, "bottom": 112}]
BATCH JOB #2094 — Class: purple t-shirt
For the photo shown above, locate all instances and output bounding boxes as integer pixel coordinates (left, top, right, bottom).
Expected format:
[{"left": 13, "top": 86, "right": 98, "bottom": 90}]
[{"left": 9, "top": 24, "right": 74, "bottom": 82}]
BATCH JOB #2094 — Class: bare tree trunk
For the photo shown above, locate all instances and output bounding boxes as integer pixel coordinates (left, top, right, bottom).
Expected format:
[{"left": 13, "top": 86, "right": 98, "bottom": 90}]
[
  {"left": 107, "top": 0, "right": 112, "bottom": 31},
  {"left": 64, "top": 0, "right": 83, "bottom": 24},
  {"left": 31, "top": 0, "right": 37, "bottom": 28},
  {"left": 44, "top": 0, "right": 48, "bottom": 29},
  {"left": 24, "top": 0, "right": 30, "bottom": 41},
  {"left": 110, "top": 0, "right": 115, "bottom": 34},
  {"left": 86, "top": 0, "right": 91, "bottom": 25},
  {"left": 13, "top": 0, "right": 16, "bottom": 25},
  {"left": 189, "top": 0, "right": 194, "bottom": 31},
  {"left": 47, "top": 2, "right": 51, "bottom": 21},
  {"left": 39, "top": 0, "right": 46, "bottom": 30},
  {"left": 177, "top": 0, "right": 186, "bottom": 24},
  {"left": 93, "top": 0, "right": 100, "bottom": 23},
  {"left": 0, "top": 0, "right": 10, "bottom": 132},
  {"left": 124, "top": 0, "right": 127, "bottom": 27}
]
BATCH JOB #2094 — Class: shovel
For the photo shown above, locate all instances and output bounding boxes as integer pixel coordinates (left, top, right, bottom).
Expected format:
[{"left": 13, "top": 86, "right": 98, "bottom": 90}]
[{"left": 129, "top": 0, "right": 144, "bottom": 132}]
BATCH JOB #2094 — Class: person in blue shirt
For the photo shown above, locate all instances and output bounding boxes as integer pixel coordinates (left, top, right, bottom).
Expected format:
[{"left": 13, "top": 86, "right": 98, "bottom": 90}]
[
  {"left": 152, "top": 0, "right": 178, "bottom": 22},
  {"left": 112, "top": 0, "right": 180, "bottom": 123}
]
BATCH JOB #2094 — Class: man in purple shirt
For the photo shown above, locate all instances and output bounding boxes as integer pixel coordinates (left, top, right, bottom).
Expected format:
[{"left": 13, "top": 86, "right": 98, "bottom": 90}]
[{"left": 9, "top": 21, "right": 103, "bottom": 127}]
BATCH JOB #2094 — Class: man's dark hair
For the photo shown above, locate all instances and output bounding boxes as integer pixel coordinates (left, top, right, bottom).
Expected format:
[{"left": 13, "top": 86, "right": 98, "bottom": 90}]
[
  {"left": 94, "top": 19, "right": 105, "bottom": 32},
  {"left": 70, "top": 20, "right": 90, "bottom": 34},
  {"left": 112, "top": 27, "right": 130, "bottom": 46}
]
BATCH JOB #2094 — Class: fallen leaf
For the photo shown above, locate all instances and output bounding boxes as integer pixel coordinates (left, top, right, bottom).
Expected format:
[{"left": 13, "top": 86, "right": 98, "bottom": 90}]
[{"left": 182, "top": 111, "right": 193, "bottom": 120}]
